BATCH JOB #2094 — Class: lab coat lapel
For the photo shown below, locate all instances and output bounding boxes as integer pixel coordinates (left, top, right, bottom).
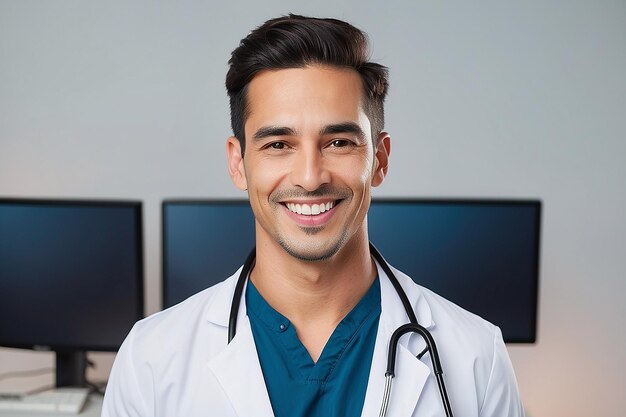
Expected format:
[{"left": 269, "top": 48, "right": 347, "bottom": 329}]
[
  {"left": 207, "top": 318, "right": 274, "bottom": 417},
  {"left": 361, "top": 262, "right": 434, "bottom": 417},
  {"left": 205, "top": 269, "right": 274, "bottom": 417}
]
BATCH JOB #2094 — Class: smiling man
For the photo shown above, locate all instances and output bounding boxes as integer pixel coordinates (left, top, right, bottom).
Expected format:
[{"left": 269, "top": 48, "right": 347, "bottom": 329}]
[{"left": 102, "top": 15, "right": 524, "bottom": 417}]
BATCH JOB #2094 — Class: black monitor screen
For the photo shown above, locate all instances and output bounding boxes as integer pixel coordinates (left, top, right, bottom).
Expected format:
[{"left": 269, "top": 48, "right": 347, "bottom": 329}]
[
  {"left": 368, "top": 199, "right": 540, "bottom": 343},
  {"left": 162, "top": 201, "right": 255, "bottom": 308},
  {"left": 0, "top": 199, "right": 144, "bottom": 351},
  {"left": 162, "top": 199, "right": 540, "bottom": 343}
]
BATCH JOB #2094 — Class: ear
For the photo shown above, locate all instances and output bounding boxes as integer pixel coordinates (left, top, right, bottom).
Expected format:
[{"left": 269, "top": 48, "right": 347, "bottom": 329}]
[
  {"left": 371, "top": 132, "right": 391, "bottom": 187},
  {"left": 226, "top": 136, "right": 248, "bottom": 190}
]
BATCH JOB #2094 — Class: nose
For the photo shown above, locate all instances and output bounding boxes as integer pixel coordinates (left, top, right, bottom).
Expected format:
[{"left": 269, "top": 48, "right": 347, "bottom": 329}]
[{"left": 290, "top": 144, "right": 331, "bottom": 192}]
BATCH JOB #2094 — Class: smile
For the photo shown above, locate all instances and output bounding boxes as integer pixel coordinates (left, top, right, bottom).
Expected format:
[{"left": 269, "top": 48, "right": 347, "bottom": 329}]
[{"left": 285, "top": 201, "right": 335, "bottom": 216}]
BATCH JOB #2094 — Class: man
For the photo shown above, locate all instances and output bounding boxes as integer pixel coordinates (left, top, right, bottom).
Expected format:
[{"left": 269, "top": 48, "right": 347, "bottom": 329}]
[{"left": 103, "top": 15, "right": 524, "bottom": 417}]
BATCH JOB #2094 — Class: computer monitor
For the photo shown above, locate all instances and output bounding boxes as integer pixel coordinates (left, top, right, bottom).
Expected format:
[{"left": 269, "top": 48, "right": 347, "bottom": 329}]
[
  {"left": 162, "top": 199, "right": 540, "bottom": 343},
  {"left": 162, "top": 200, "right": 256, "bottom": 308},
  {"left": 367, "top": 199, "right": 541, "bottom": 343},
  {"left": 0, "top": 199, "right": 144, "bottom": 387}
]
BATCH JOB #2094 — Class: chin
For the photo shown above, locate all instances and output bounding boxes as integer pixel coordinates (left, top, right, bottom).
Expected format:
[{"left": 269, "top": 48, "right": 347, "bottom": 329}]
[{"left": 277, "top": 233, "right": 348, "bottom": 262}]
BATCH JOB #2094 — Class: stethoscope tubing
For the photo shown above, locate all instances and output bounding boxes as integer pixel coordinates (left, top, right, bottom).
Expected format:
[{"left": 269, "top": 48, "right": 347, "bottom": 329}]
[
  {"left": 227, "top": 242, "right": 453, "bottom": 417},
  {"left": 228, "top": 246, "right": 256, "bottom": 343}
]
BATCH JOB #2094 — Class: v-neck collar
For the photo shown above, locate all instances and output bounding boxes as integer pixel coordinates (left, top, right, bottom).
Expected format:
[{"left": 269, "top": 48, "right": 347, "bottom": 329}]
[{"left": 246, "top": 277, "right": 381, "bottom": 383}]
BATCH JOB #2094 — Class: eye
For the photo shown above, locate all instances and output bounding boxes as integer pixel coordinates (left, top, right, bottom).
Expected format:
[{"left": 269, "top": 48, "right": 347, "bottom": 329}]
[
  {"left": 330, "top": 139, "right": 351, "bottom": 148},
  {"left": 268, "top": 141, "right": 286, "bottom": 150}
]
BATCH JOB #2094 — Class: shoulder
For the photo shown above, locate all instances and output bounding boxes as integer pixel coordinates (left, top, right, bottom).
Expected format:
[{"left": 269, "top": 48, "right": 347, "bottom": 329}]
[
  {"left": 103, "top": 271, "right": 241, "bottom": 416},
  {"left": 415, "top": 280, "right": 500, "bottom": 371},
  {"left": 122, "top": 269, "right": 240, "bottom": 362},
  {"left": 131, "top": 284, "right": 220, "bottom": 343}
]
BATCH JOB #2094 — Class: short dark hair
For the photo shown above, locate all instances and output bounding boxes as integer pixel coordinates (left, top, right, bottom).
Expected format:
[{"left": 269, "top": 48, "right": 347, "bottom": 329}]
[{"left": 225, "top": 14, "right": 389, "bottom": 154}]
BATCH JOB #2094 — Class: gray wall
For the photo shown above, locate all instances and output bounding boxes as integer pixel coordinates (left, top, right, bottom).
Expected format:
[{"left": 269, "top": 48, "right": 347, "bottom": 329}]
[{"left": 1, "top": 1, "right": 625, "bottom": 416}]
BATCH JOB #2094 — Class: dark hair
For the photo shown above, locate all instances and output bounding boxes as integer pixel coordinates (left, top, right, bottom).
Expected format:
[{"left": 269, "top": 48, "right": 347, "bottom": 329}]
[{"left": 226, "top": 14, "right": 389, "bottom": 153}]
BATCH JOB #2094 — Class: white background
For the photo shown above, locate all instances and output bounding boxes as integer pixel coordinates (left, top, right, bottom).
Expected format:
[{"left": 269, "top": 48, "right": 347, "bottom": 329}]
[{"left": 1, "top": 1, "right": 625, "bottom": 416}]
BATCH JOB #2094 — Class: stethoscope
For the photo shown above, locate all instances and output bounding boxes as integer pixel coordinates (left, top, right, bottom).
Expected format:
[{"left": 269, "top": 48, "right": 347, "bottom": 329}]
[{"left": 227, "top": 242, "right": 454, "bottom": 417}]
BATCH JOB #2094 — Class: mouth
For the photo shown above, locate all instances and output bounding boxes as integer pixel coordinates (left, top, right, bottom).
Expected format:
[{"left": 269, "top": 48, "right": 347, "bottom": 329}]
[
  {"left": 279, "top": 199, "right": 342, "bottom": 227},
  {"left": 282, "top": 200, "right": 339, "bottom": 216}
]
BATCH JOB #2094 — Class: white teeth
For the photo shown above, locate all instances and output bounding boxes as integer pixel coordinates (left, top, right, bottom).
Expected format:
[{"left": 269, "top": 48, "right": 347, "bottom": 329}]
[{"left": 285, "top": 201, "right": 335, "bottom": 216}]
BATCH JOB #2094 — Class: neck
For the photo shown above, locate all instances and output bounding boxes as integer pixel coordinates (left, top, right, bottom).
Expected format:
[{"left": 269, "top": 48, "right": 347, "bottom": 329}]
[{"left": 250, "top": 225, "right": 376, "bottom": 360}]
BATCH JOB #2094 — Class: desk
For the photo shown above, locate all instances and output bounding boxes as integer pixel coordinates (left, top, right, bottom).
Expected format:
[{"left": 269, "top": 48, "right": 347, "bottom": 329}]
[{"left": 0, "top": 394, "right": 102, "bottom": 417}]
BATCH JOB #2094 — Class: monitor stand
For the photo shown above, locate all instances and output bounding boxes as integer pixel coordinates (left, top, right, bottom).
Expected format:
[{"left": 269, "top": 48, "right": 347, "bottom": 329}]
[{"left": 56, "top": 351, "right": 87, "bottom": 387}]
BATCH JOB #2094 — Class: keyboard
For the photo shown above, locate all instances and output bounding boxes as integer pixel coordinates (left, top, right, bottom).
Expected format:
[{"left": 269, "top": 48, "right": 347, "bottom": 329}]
[{"left": 0, "top": 387, "right": 89, "bottom": 414}]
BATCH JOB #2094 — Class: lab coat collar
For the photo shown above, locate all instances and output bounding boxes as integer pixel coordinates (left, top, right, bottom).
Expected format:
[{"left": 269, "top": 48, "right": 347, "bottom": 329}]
[
  {"left": 205, "top": 266, "right": 245, "bottom": 328},
  {"left": 361, "top": 260, "right": 435, "bottom": 417}
]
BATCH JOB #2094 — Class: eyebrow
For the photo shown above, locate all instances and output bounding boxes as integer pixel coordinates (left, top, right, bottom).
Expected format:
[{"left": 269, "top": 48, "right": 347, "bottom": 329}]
[
  {"left": 251, "top": 122, "right": 366, "bottom": 141},
  {"left": 320, "top": 122, "right": 366, "bottom": 140},
  {"left": 252, "top": 126, "right": 297, "bottom": 141}
]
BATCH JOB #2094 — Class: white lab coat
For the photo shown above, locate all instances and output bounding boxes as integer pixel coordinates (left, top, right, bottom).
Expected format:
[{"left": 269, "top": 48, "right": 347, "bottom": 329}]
[{"left": 102, "top": 261, "right": 525, "bottom": 417}]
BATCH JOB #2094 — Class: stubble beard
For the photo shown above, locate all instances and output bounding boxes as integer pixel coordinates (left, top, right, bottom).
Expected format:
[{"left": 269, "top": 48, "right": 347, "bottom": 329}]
[{"left": 277, "top": 225, "right": 350, "bottom": 262}]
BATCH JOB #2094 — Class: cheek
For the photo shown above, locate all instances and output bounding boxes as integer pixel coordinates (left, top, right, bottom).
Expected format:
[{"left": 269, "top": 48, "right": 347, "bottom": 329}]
[
  {"left": 345, "top": 166, "right": 373, "bottom": 201},
  {"left": 353, "top": 156, "right": 374, "bottom": 185},
  {"left": 245, "top": 158, "right": 289, "bottom": 205},
  {"left": 330, "top": 152, "right": 374, "bottom": 199}
]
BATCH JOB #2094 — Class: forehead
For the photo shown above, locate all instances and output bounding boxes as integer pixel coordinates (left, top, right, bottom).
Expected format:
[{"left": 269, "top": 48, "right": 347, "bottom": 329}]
[{"left": 245, "top": 66, "right": 367, "bottom": 132}]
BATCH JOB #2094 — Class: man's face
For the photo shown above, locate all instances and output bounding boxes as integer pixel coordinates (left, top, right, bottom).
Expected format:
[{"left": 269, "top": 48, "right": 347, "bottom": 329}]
[{"left": 227, "top": 65, "right": 390, "bottom": 261}]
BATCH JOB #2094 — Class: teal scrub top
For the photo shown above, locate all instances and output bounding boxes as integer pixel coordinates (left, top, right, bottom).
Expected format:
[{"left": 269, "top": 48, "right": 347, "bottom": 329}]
[{"left": 246, "top": 278, "right": 381, "bottom": 417}]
